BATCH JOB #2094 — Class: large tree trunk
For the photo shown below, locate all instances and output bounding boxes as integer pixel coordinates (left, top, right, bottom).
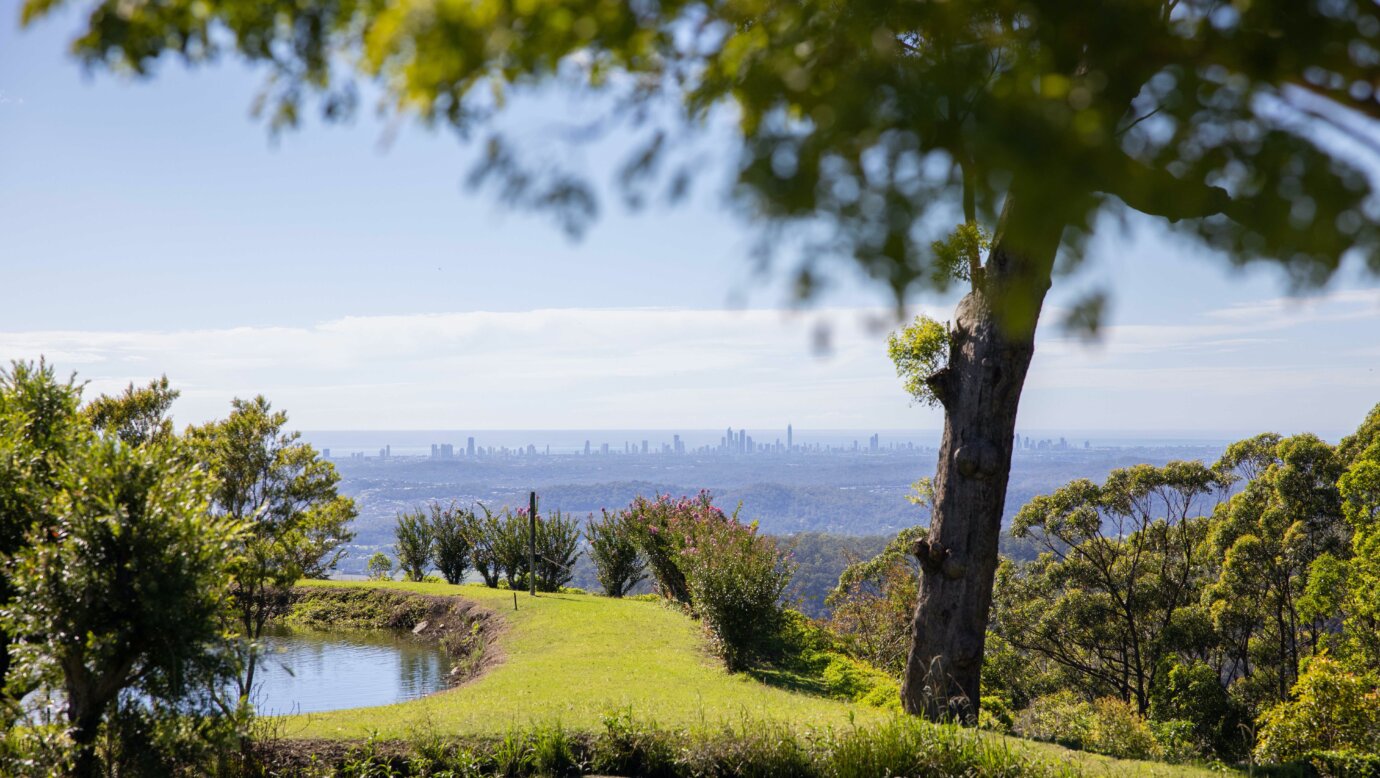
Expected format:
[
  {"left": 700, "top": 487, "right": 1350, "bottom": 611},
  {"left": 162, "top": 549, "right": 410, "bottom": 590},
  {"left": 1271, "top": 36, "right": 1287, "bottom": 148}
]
[{"left": 900, "top": 186, "right": 1064, "bottom": 720}]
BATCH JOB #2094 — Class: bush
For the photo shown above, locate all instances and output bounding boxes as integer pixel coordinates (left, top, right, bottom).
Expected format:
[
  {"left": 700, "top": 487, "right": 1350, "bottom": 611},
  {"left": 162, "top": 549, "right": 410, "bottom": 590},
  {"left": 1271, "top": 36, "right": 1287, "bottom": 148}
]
[
  {"left": 470, "top": 504, "right": 504, "bottom": 588},
  {"left": 1014, "top": 692, "right": 1160, "bottom": 760},
  {"left": 1086, "top": 697, "right": 1159, "bottom": 761},
  {"left": 1305, "top": 750, "right": 1380, "bottom": 777},
  {"left": 619, "top": 492, "right": 794, "bottom": 669},
  {"left": 393, "top": 510, "right": 434, "bottom": 582},
  {"left": 1149, "top": 658, "right": 1244, "bottom": 760},
  {"left": 492, "top": 508, "right": 530, "bottom": 590},
  {"left": 624, "top": 493, "right": 722, "bottom": 604},
  {"left": 366, "top": 552, "right": 393, "bottom": 581},
  {"left": 1254, "top": 654, "right": 1380, "bottom": 765},
  {"left": 675, "top": 511, "right": 794, "bottom": 670},
  {"left": 429, "top": 502, "right": 474, "bottom": 585},
  {"left": 585, "top": 509, "right": 648, "bottom": 597},
  {"left": 1013, "top": 691, "right": 1094, "bottom": 749},
  {"left": 531, "top": 510, "right": 582, "bottom": 593}
]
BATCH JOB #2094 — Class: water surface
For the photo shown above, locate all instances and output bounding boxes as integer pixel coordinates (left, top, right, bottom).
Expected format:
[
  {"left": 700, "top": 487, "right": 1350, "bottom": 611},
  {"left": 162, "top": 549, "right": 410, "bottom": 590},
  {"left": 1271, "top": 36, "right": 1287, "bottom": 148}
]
[{"left": 252, "top": 625, "right": 449, "bottom": 715}]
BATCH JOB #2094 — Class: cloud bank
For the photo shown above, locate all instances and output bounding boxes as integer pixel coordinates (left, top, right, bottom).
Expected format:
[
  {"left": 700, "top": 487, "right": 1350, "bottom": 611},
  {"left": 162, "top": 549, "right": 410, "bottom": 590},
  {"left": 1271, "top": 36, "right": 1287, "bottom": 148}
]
[{"left": 2, "top": 292, "right": 1377, "bottom": 434}]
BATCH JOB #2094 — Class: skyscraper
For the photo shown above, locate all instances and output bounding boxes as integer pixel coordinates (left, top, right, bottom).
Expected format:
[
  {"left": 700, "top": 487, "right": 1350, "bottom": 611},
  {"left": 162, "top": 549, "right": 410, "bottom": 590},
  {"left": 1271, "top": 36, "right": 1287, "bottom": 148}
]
[
  {"left": 467, "top": 436, "right": 476, "bottom": 457},
  {"left": 787, "top": 424, "right": 793, "bottom": 451}
]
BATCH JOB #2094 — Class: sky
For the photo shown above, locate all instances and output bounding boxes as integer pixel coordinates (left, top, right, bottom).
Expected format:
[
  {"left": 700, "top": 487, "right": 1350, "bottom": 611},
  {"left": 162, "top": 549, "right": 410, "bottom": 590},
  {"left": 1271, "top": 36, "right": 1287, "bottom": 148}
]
[{"left": 2, "top": 3, "right": 1379, "bottom": 436}]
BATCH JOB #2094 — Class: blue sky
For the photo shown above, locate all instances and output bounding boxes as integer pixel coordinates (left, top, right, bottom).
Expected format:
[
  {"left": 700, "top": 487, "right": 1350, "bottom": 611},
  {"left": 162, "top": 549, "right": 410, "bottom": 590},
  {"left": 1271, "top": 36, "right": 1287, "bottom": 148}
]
[{"left": 2, "top": 3, "right": 1379, "bottom": 435}]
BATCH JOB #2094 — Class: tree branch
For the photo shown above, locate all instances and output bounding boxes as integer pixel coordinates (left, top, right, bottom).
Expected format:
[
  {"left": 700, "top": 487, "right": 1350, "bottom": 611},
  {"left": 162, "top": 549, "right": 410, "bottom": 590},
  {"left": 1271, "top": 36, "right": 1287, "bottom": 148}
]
[{"left": 1097, "top": 154, "right": 1236, "bottom": 223}]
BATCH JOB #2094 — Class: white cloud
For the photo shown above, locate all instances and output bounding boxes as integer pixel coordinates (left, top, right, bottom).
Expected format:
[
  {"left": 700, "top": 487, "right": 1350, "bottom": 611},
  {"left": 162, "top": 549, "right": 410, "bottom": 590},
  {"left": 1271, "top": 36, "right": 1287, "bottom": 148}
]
[{"left": 1, "top": 292, "right": 1376, "bottom": 433}]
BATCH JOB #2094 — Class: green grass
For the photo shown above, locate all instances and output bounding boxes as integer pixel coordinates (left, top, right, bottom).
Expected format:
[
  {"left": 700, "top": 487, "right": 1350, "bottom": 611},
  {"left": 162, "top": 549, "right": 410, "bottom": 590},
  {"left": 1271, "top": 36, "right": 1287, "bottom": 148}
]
[
  {"left": 280, "top": 580, "right": 1229, "bottom": 776},
  {"left": 284, "top": 580, "right": 884, "bottom": 739}
]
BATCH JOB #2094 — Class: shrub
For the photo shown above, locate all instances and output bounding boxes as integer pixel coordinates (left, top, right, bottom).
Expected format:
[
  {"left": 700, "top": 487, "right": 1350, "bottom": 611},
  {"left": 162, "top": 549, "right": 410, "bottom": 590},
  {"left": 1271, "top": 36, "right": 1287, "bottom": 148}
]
[
  {"left": 366, "top": 552, "right": 393, "bottom": 581},
  {"left": 531, "top": 510, "right": 582, "bottom": 593},
  {"left": 619, "top": 492, "right": 792, "bottom": 669},
  {"left": 393, "top": 510, "right": 434, "bottom": 582},
  {"left": 429, "top": 502, "right": 474, "bottom": 585},
  {"left": 492, "top": 509, "right": 530, "bottom": 590},
  {"left": 1149, "top": 658, "right": 1244, "bottom": 760},
  {"left": 623, "top": 492, "right": 726, "bottom": 604},
  {"left": 675, "top": 512, "right": 794, "bottom": 670},
  {"left": 1013, "top": 691, "right": 1095, "bottom": 749},
  {"left": 1306, "top": 750, "right": 1380, "bottom": 777},
  {"left": 470, "top": 504, "right": 504, "bottom": 588},
  {"left": 1254, "top": 654, "right": 1380, "bottom": 764},
  {"left": 586, "top": 509, "right": 648, "bottom": 597},
  {"left": 1015, "top": 693, "right": 1162, "bottom": 761},
  {"left": 820, "top": 653, "right": 899, "bottom": 708},
  {"left": 1086, "top": 697, "right": 1159, "bottom": 761}
]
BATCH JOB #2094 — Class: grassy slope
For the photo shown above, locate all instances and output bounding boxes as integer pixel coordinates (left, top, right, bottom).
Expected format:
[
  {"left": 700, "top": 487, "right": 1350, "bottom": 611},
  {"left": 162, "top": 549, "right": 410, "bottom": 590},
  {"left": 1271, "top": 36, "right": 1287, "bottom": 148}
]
[
  {"left": 283, "top": 580, "right": 1221, "bottom": 776},
  {"left": 285, "top": 580, "right": 880, "bottom": 738}
]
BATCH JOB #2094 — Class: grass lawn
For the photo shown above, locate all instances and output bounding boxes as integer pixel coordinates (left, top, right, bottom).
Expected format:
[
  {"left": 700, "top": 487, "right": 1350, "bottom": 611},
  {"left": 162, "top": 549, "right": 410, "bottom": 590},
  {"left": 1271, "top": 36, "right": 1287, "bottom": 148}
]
[
  {"left": 281, "top": 580, "right": 1228, "bottom": 776},
  {"left": 283, "top": 580, "right": 883, "bottom": 739}
]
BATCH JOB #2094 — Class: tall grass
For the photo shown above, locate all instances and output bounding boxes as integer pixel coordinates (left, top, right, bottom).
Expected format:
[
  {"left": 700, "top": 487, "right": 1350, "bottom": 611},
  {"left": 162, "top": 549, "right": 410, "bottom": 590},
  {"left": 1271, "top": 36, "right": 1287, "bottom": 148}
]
[{"left": 262, "top": 713, "right": 1083, "bottom": 777}]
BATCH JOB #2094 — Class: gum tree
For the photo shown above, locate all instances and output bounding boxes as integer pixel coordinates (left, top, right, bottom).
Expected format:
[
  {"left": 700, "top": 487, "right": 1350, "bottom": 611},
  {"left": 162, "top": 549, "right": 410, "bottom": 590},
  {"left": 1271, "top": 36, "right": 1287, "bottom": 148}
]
[{"left": 22, "top": 0, "right": 1380, "bottom": 718}]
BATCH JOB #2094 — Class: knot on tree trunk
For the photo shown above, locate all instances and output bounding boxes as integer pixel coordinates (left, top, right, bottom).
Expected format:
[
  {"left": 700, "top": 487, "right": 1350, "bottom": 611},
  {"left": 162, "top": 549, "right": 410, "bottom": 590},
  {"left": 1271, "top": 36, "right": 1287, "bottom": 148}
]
[
  {"left": 925, "top": 367, "right": 953, "bottom": 408},
  {"left": 912, "top": 539, "right": 967, "bottom": 579},
  {"left": 954, "top": 441, "right": 1001, "bottom": 480}
]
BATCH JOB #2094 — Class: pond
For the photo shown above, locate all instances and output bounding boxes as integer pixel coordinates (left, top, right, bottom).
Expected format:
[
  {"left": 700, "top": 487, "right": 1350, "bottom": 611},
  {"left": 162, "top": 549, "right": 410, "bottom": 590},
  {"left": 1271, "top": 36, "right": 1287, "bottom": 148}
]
[{"left": 251, "top": 625, "right": 450, "bottom": 715}]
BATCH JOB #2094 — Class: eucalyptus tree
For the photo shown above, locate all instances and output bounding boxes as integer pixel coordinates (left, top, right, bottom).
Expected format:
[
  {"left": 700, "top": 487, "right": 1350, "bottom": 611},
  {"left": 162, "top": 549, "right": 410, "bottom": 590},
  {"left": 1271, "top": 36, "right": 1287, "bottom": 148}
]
[
  {"left": 1206, "top": 433, "right": 1346, "bottom": 710},
  {"left": 999, "top": 461, "right": 1228, "bottom": 714},
  {"left": 1338, "top": 406, "right": 1380, "bottom": 671},
  {"left": 24, "top": 0, "right": 1380, "bottom": 717}
]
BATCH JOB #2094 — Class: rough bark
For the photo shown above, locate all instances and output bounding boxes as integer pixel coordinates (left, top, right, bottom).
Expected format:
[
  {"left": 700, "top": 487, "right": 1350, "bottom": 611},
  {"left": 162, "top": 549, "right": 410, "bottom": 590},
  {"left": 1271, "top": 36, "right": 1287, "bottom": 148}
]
[{"left": 900, "top": 186, "right": 1065, "bottom": 720}]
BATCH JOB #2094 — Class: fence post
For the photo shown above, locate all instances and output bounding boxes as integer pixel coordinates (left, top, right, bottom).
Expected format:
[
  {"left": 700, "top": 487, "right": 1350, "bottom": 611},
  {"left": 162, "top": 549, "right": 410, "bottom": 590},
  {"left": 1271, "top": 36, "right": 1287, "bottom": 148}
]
[{"left": 529, "top": 490, "right": 538, "bottom": 597}]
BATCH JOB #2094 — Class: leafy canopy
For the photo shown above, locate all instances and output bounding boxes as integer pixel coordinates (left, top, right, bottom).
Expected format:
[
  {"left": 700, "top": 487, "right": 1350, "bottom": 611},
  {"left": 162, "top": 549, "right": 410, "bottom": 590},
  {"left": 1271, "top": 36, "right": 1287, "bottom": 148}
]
[
  {"left": 887, "top": 316, "right": 950, "bottom": 408},
  {"left": 24, "top": 0, "right": 1380, "bottom": 326}
]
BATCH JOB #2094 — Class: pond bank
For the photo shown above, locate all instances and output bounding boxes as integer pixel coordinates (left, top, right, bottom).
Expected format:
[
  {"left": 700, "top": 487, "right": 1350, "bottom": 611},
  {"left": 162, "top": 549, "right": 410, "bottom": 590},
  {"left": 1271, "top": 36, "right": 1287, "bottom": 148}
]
[{"left": 282, "top": 585, "right": 501, "bottom": 689}]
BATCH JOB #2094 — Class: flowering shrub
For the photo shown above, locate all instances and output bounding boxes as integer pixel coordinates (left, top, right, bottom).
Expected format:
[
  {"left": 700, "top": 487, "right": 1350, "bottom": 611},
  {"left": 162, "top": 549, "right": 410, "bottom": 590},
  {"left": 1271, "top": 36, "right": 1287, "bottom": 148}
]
[
  {"left": 623, "top": 491, "right": 794, "bottom": 669},
  {"left": 623, "top": 492, "right": 726, "bottom": 605}
]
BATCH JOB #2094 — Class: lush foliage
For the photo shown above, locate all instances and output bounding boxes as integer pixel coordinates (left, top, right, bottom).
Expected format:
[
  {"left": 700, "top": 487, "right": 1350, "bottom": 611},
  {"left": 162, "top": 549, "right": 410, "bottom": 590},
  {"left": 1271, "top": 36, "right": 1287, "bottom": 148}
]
[
  {"left": 1253, "top": 654, "right": 1380, "bottom": 765},
  {"left": 825, "top": 525, "right": 925, "bottom": 675},
  {"left": 0, "top": 361, "right": 85, "bottom": 710},
  {"left": 185, "top": 395, "right": 356, "bottom": 699},
  {"left": 621, "top": 492, "right": 793, "bottom": 670},
  {"left": 2, "top": 439, "right": 243, "bottom": 777},
  {"left": 393, "top": 509, "right": 434, "bottom": 583},
  {"left": 1012, "top": 692, "right": 1166, "bottom": 762},
  {"left": 999, "top": 461, "right": 1227, "bottom": 713},
  {"left": 530, "top": 509, "right": 582, "bottom": 593},
  {"left": 367, "top": 551, "right": 394, "bottom": 581},
  {"left": 676, "top": 512, "right": 795, "bottom": 670},
  {"left": 429, "top": 502, "right": 475, "bottom": 585},
  {"left": 886, "top": 316, "right": 951, "bottom": 408},
  {"left": 584, "top": 509, "right": 647, "bottom": 597},
  {"left": 0, "top": 364, "right": 252, "bottom": 777}
]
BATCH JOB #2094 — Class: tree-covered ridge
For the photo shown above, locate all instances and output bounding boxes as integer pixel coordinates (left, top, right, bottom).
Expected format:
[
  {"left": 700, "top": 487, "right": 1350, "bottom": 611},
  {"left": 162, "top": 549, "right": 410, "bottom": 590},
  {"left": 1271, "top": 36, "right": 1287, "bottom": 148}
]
[{"left": 824, "top": 406, "right": 1380, "bottom": 766}]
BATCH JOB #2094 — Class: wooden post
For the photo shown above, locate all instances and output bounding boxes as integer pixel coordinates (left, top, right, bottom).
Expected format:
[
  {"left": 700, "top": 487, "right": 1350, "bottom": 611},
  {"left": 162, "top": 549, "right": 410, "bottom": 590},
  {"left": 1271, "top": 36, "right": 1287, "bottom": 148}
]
[{"left": 528, "top": 491, "right": 538, "bottom": 597}]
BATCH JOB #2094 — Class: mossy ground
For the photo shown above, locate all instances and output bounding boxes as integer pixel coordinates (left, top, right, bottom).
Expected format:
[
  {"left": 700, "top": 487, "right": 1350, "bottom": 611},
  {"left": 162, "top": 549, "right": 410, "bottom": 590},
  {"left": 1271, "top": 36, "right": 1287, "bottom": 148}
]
[{"left": 279, "top": 580, "right": 1229, "bottom": 776}]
